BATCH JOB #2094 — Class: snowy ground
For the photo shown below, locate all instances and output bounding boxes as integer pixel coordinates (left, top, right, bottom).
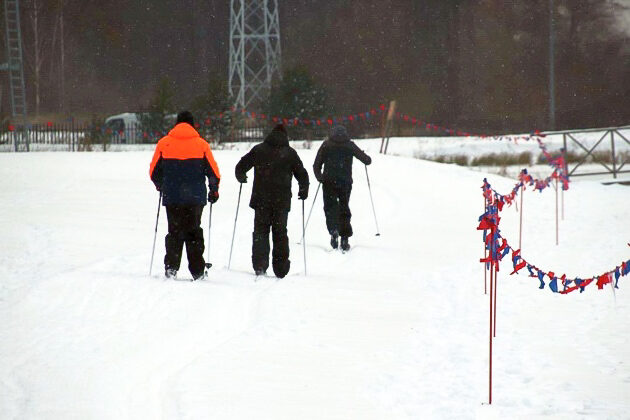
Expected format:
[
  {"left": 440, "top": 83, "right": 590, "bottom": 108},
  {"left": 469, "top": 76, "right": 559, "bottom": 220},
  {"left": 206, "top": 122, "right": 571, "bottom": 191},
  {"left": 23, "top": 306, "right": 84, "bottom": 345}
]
[{"left": 0, "top": 149, "right": 629, "bottom": 419}]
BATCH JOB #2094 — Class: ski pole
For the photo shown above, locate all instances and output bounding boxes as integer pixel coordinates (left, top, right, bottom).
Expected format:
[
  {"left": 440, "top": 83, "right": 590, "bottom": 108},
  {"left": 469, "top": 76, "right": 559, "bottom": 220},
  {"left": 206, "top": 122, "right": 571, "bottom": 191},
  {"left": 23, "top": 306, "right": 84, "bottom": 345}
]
[
  {"left": 149, "top": 192, "right": 162, "bottom": 276},
  {"left": 298, "top": 182, "right": 321, "bottom": 244},
  {"left": 365, "top": 165, "right": 381, "bottom": 236},
  {"left": 205, "top": 203, "right": 213, "bottom": 271},
  {"left": 228, "top": 183, "right": 243, "bottom": 270},
  {"left": 302, "top": 199, "right": 307, "bottom": 276}
]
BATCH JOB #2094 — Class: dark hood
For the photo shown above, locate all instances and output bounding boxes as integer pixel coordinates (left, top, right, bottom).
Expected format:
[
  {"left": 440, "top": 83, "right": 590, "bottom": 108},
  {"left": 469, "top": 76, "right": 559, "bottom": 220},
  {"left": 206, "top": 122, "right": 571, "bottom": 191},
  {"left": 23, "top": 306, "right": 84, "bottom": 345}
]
[
  {"left": 264, "top": 127, "right": 289, "bottom": 147},
  {"left": 329, "top": 125, "right": 350, "bottom": 143}
]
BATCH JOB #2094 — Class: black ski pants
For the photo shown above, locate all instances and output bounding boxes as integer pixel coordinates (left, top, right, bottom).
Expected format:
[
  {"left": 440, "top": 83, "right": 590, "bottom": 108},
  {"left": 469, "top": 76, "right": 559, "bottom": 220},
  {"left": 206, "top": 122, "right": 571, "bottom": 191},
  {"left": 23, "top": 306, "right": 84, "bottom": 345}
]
[
  {"left": 165, "top": 205, "right": 205, "bottom": 277},
  {"left": 252, "top": 207, "right": 290, "bottom": 278},
  {"left": 322, "top": 182, "right": 353, "bottom": 238}
]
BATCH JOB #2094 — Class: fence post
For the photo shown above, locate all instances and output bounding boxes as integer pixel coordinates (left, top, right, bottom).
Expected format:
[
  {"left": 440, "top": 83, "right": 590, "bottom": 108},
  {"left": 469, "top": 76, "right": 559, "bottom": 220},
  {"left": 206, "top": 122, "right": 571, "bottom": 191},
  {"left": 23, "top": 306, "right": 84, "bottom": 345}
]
[
  {"left": 611, "top": 130, "right": 617, "bottom": 179},
  {"left": 562, "top": 133, "right": 568, "bottom": 175},
  {"left": 380, "top": 106, "right": 387, "bottom": 153}
]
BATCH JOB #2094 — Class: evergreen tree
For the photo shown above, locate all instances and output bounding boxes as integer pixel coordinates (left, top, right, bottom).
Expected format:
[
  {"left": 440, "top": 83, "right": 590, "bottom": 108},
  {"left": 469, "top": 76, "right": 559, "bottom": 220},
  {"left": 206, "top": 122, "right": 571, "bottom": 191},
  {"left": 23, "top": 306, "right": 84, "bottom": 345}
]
[
  {"left": 137, "top": 78, "right": 175, "bottom": 142},
  {"left": 266, "top": 65, "right": 329, "bottom": 137},
  {"left": 190, "top": 76, "right": 233, "bottom": 142}
]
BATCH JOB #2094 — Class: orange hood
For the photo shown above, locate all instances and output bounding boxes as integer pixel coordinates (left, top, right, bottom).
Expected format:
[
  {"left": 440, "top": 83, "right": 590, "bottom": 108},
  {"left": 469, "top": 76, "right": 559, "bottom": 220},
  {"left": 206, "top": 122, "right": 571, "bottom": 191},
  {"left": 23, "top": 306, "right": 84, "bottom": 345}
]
[{"left": 168, "top": 123, "right": 200, "bottom": 139}]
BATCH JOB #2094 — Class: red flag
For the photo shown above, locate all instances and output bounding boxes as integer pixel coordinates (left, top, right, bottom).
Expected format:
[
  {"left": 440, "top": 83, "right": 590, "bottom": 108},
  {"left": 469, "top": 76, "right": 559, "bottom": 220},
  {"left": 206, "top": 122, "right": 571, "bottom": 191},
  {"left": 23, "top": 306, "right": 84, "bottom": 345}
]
[{"left": 597, "top": 273, "right": 612, "bottom": 289}]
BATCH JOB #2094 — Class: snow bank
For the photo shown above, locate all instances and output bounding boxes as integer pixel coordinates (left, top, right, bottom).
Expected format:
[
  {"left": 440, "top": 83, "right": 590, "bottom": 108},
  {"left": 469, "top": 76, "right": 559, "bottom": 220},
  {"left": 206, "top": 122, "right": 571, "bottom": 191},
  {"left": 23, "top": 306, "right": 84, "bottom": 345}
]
[{"left": 0, "top": 150, "right": 628, "bottom": 419}]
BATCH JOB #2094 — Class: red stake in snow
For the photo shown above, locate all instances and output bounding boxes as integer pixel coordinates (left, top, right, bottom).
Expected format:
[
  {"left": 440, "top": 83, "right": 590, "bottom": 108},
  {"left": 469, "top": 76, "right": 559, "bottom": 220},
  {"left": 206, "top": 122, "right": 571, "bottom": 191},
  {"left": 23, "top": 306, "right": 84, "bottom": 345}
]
[
  {"left": 489, "top": 254, "right": 494, "bottom": 405},
  {"left": 519, "top": 184, "right": 524, "bottom": 251}
]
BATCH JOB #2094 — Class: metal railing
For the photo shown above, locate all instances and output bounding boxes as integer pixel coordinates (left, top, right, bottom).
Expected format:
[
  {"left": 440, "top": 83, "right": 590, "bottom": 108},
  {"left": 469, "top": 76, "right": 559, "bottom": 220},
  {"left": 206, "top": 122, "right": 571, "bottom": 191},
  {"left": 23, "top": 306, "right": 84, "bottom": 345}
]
[
  {"left": 0, "top": 120, "right": 270, "bottom": 152},
  {"left": 0, "top": 117, "right": 385, "bottom": 152},
  {"left": 556, "top": 125, "right": 630, "bottom": 179}
]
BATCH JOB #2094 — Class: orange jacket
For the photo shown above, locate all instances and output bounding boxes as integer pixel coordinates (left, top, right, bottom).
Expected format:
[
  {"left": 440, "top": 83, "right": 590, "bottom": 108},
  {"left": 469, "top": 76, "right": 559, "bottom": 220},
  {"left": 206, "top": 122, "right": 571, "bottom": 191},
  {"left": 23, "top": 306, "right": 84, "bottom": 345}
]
[{"left": 149, "top": 123, "right": 220, "bottom": 205}]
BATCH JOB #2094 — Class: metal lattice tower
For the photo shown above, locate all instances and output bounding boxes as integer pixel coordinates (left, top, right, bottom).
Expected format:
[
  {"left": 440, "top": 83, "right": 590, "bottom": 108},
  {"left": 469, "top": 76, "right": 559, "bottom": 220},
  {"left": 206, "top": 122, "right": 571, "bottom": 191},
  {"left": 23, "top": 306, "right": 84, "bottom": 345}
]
[
  {"left": 1, "top": 0, "right": 27, "bottom": 120},
  {"left": 229, "top": 0, "right": 282, "bottom": 109}
]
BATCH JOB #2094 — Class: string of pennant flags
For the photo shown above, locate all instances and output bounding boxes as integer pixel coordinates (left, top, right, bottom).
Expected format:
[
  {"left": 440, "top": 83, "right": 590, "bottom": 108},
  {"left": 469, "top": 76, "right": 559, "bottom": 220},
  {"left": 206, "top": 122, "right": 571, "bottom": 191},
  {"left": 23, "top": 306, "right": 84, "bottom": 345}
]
[
  {"left": 481, "top": 166, "right": 628, "bottom": 403},
  {"left": 227, "top": 106, "right": 573, "bottom": 178},
  {"left": 8, "top": 103, "right": 558, "bottom": 148},
  {"left": 486, "top": 167, "right": 568, "bottom": 211},
  {"left": 478, "top": 176, "right": 629, "bottom": 294},
  {"left": 390, "top": 111, "right": 546, "bottom": 143},
  {"left": 226, "top": 104, "right": 387, "bottom": 127},
  {"left": 228, "top": 104, "right": 551, "bottom": 144}
]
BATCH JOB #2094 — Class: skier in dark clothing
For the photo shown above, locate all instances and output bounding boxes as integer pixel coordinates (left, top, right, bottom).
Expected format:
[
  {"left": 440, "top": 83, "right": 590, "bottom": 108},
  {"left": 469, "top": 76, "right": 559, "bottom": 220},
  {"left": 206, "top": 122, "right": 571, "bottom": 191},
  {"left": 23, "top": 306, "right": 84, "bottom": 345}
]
[
  {"left": 313, "top": 125, "right": 371, "bottom": 251},
  {"left": 235, "top": 124, "right": 309, "bottom": 278},
  {"left": 149, "top": 111, "right": 221, "bottom": 280}
]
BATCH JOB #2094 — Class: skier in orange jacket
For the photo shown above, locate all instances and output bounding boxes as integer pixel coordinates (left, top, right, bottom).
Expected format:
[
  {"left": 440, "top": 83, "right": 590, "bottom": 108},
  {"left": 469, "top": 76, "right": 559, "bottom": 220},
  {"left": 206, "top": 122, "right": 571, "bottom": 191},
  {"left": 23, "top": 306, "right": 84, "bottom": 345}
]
[{"left": 149, "top": 111, "right": 220, "bottom": 280}]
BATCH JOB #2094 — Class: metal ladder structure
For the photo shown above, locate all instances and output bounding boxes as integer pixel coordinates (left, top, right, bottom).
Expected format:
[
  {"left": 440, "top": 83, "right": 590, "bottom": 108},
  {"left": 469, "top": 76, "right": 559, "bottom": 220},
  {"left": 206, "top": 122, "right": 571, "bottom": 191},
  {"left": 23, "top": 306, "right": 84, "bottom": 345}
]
[
  {"left": 229, "top": 0, "right": 282, "bottom": 109},
  {"left": 1, "top": 0, "right": 28, "bottom": 151}
]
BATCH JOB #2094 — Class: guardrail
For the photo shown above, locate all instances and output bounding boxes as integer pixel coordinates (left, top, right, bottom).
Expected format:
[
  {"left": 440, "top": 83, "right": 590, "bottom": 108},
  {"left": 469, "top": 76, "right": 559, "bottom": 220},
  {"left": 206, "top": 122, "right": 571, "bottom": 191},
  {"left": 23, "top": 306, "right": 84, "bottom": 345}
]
[
  {"left": 0, "top": 121, "right": 269, "bottom": 152},
  {"left": 556, "top": 126, "right": 630, "bottom": 179}
]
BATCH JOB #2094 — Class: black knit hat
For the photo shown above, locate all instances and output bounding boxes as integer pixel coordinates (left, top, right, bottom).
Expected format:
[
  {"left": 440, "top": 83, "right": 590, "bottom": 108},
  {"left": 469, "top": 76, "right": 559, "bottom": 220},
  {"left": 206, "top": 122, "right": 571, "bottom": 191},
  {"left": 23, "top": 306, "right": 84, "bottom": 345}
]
[
  {"left": 176, "top": 111, "right": 194, "bottom": 126},
  {"left": 272, "top": 124, "right": 287, "bottom": 134},
  {"left": 331, "top": 125, "right": 348, "bottom": 137}
]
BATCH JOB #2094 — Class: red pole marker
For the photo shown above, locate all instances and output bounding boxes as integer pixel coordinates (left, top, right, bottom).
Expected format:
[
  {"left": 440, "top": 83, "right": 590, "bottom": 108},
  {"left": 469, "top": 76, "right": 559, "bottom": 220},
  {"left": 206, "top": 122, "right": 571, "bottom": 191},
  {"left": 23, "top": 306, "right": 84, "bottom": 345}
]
[
  {"left": 489, "top": 262, "right": 494, "bottom": 405},
  {"left": 494, "top": 265, "right": 498, "bottom": 338},
  {"left": 519, "top": 184, "right": 524, "bottom": 250},
  {"left": 484, "top": 196, "right": 487, "bottom": 295},
  {"left": 560, "top": 188, "right": 564, "bottom": 220},
  {"left": 555, "top": 178, "right": 559, "bottom": 246}
]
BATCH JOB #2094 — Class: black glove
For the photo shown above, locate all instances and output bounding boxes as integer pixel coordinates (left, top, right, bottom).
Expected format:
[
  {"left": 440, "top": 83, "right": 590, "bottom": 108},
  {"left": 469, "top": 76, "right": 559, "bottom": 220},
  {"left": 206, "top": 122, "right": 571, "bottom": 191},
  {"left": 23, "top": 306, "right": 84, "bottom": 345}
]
[
  {"left": 236, "top": 173, "right": 247, "bottom": 184},
  {"left": 298, "top": 187, "right": 308, "bottom": 200},
  {"left": 208, "top": 190, "right": 219, "bottom": 204}
]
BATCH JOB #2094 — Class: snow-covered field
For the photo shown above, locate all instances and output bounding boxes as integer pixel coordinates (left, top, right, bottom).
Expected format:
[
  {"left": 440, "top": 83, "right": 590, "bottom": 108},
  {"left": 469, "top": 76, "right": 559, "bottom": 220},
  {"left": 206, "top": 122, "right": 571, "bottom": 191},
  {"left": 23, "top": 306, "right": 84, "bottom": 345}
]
[{"left": 1, "top": 149, "right": 629, "bottom": 419}]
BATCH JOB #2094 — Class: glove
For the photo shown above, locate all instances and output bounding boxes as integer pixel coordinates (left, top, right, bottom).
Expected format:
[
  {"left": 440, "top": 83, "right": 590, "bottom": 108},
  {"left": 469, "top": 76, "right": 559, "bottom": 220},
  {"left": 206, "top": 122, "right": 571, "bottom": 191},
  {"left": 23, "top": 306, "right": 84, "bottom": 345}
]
[
  {"left": 208, "top": 190, "right": 219, "bottom": 204},
  {"left": 236, "top": 173, "right": 248, "bottom": 184},
  {"left": 298, "top": 187, "right": 308, "bottom": 200}
]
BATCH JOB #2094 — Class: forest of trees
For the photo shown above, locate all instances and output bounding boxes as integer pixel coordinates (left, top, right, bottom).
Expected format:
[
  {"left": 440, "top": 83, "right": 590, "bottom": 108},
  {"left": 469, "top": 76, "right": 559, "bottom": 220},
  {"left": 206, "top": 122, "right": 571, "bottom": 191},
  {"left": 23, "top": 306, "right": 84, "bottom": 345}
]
[{"left": 1, "top": 0, "right": 629, "bottom": 132}]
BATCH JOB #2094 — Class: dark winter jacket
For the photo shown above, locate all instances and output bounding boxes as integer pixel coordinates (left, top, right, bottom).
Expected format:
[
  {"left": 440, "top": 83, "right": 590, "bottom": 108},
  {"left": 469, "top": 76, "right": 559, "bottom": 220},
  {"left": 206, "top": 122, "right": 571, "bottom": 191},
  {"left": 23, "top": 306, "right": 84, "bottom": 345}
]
[
  {"left": 235, "top": 126, "right": 309, "bottom": 210},
  {"left": 313, "top": 126, "right": 371, "bottom": 187},
  {"left": 149, "top": 123, "right": 220, "bottom": 206}
]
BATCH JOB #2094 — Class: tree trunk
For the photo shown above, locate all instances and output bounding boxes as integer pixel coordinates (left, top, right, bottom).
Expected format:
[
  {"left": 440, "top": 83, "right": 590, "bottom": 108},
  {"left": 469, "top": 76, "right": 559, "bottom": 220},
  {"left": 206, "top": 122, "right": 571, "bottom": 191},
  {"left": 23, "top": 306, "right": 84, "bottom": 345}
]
[
  {"left": 60, "top": 2, "right": 65, "bottom": 112},
  {"left": 33, "top": 1, "right": 41, "bottom": 116}
]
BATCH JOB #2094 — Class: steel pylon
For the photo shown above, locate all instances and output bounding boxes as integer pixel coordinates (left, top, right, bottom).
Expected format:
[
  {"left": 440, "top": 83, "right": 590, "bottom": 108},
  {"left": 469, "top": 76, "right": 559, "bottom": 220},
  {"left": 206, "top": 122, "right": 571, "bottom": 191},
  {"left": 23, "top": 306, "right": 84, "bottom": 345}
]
[
  {"left": 228, "top": 0, "right": 282, "bottom": 109},
  {"left": 1, "top": 0, "right": 27, "bottom": 120}
]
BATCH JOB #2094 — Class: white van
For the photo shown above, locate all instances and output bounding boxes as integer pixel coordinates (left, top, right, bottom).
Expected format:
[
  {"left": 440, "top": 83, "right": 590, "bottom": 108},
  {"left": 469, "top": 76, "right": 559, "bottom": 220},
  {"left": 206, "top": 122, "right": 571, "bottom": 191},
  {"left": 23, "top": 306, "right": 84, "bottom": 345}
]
[
  {"left": 104, "top": 112, "right": 177, "bottom": 143},
  {"left": 104, "top": 113, "right": 141, "bottom": 143}
]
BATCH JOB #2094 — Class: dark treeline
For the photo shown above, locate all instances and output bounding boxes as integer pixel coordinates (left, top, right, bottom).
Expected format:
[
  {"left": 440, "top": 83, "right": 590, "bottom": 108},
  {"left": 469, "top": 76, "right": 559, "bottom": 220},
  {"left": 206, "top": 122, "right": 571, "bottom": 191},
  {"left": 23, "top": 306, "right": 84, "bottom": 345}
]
[{"left": 1, "top": 0, "right": 629, "bottom": 132}]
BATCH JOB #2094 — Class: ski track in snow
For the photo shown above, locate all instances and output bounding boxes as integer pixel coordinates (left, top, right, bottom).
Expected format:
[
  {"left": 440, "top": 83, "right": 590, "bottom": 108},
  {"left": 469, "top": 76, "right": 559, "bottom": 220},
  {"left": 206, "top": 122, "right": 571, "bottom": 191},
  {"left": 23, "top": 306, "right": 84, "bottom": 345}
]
[{"left": 0, "top": 150, "right": 629, "bottom": 419}]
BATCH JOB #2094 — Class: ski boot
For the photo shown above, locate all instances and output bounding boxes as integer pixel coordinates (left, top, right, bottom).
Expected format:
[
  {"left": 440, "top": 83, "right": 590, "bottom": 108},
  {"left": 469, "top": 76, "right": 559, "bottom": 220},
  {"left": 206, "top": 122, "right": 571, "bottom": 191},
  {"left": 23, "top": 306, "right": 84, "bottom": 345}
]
[
  {"left": 330, "top": 231, "right": 339, "bottom": 249},
  {"left": 340, "top": 237, "right": 350, "bottom": 252},
  {"left": 165, "top": 268, "right": 177, "bottom": 279},
  {"left": 192, "top": 272, "right": 207, "bottom": 281}
]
